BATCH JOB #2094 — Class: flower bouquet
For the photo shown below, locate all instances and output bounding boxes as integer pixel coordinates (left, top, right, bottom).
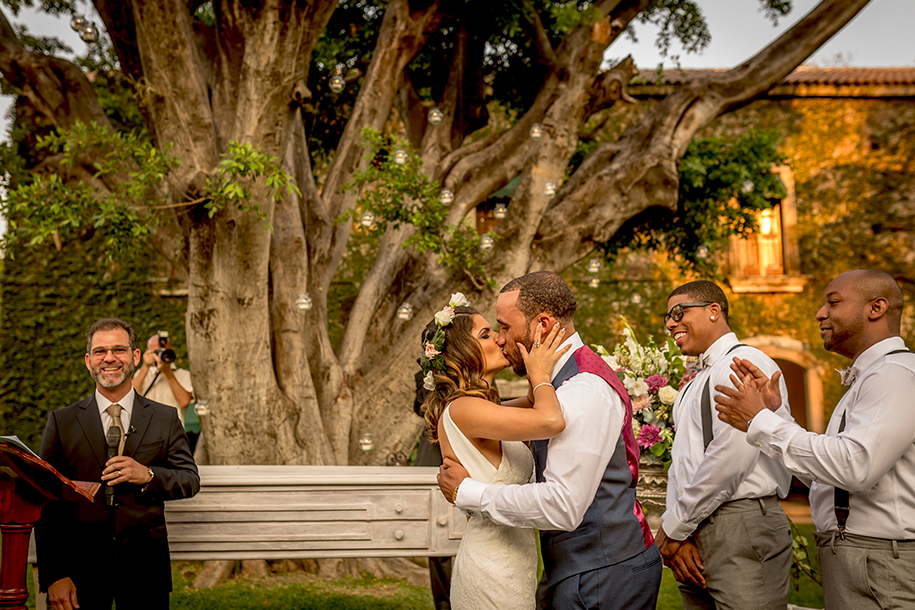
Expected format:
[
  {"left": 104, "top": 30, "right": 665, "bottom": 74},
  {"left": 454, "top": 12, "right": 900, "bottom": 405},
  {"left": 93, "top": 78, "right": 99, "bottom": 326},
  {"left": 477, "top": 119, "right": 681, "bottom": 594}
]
[{"left": 594, "top": 319, "right": 691, "bottom": 470}]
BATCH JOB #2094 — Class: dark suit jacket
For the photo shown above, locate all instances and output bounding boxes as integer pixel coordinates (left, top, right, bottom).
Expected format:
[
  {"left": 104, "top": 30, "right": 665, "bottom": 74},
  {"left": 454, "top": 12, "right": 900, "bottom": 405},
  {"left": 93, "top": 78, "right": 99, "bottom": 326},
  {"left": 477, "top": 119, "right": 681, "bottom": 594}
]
[{"left": 35, "top": 393, "right": 200, "bottom": 595}]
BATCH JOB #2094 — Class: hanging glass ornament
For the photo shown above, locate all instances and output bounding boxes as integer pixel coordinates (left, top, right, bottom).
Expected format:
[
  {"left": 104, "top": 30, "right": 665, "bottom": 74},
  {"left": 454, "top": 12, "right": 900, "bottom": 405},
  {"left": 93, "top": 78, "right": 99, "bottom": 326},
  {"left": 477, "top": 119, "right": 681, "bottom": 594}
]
[
  {"left": 329, "top": 71, "right": 345, "bottom": 94},
  {"left": 439, "top": 189, "right": 454, "bottom": 206},
  {"left": 359, "top": 434, "right": 374, "bottom": 452},
  {"left": 80, "top": 22, "right": 99, "bottom": 43},
  {"left": 393, "top": 150, "right": 408, "bottom": 165},
  {"left": 195, "top": 401, "right": 209, "bottom": 416},
  {"left": 396, "top": 302, "right": 414, "bottom": 321},
  {"left": 741, "top": 180, "right": 754, "bottom": 193},
  {"left": 295, "top": 294, "right": 313, "bottom": 311},
  {"left": 697, "top": 246, "right": 709, "bottom": 259},
  {"left": 530, "top": 124, "right": 543, "bottom": 139},
  {"left": 588, "top": 277, "right": 600, "bottom": 288},
  {"left": 493, "top": 203, "right": 507, "bottom": 219},
  {"left": 480, "top": 235, "right": 494, "bottom": 251},
  {"left": 631, "top": 293, "right": 643, "bottom": 304},
  {"left": 70, "top": 14, "right": 87, "bottom": 31},
  {"left": 428, "top": 108, "right": 444, "bottom": 124},
  {"left": 586, "top": 258, "right": 601, "bottom": 274},
  {"left": 360, "top": 211, "right": 376, "bottom": 228},
  {"left": 544, "top": 182, "right": 556, "bottom": 196}
]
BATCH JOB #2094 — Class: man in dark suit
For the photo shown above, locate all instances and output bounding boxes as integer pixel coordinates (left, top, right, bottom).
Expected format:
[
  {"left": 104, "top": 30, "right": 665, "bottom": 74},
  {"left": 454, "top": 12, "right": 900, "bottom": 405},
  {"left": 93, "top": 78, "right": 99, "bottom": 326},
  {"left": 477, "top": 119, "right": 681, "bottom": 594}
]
[{"left": 36, "top": 318, "right": 200, "bottom": 610}]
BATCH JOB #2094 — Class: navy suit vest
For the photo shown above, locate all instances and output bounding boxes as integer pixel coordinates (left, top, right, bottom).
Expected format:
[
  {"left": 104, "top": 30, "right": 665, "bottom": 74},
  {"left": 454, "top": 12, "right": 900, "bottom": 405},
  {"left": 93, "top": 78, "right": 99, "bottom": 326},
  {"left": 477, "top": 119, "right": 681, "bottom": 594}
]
[{"left": 531, "top": 346, "right": 652, "bottom": 585}]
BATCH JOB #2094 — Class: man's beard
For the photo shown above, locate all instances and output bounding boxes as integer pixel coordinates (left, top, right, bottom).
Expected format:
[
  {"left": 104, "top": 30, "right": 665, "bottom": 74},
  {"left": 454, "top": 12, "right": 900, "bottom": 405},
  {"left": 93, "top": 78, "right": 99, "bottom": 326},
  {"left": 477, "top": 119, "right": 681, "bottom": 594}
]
[
  {"left": 90, "top": 359, "right": 136, "bottom": 389},
  {"left": 507, "top": 328, "right": 532, "bottom": 376}
]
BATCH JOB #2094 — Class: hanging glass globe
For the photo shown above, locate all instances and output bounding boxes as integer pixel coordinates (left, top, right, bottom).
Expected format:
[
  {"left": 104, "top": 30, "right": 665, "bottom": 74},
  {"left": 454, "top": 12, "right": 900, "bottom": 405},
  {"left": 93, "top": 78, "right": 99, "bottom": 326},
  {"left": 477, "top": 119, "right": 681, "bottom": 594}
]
[
  {"left": 544, "top": 182, "right": 556, "bottom": 196},
  {"left": 396, "top": 302, "right": 414, "bottom": 321},
  {"left": 493, "top": 203, "right": 507, "bottom": 219},
  {"left": 439, "top": 189, "right": 454, "bottom": 206},
  {"left": 428, "top": 108, "right": 444, "bottom": 124},
  {"left": 530, "top": 124, "right": 543, "bottom": 139},
  {"left": 588, "top": 277, "right": 601, "bottom": 288},
  {"left": 359, "top": 211, "right": 376, "bottom": 228},
  {"left": 195, "top": 401, "right": 209, "bottom": 416},
  {"left": 697, "top": 246, "right": 709, "bottom": 259},
  {"left": 359, "top": 434, "right": 374, "bottom": 452},
  {"left": 329, "top": 72, "right": 345, "bottom": 94},
  {"left": 70, "top": 13, "right": 87, "bottom": 31},
  {"left": 741, "top": 180, "right": 754, "bottom": 193},
  {"left": 631, "top": 293, "right": 643, "bottom": 304},
  {"left": 295, "top": 294, "right": 313, "bottom": 311},
  {"left": 393, "top": 150, "right": 408, "bottom": 165},
  {"left": 80, "top": 22, "right": 99, "bottom": 43},
  {"left": 480, "top": 235, "right": 494, "bottom": 251},
  {"left": 586, "top": 258, "right": 601, "bottom": 274}
]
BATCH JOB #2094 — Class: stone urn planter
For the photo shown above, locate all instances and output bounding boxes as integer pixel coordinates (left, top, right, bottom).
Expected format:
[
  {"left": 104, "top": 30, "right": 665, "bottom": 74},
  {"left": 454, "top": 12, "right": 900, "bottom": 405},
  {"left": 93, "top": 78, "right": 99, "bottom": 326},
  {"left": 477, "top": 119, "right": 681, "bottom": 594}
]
[{"left": 636, "top": 459, "right": 668, "bottom": 534}]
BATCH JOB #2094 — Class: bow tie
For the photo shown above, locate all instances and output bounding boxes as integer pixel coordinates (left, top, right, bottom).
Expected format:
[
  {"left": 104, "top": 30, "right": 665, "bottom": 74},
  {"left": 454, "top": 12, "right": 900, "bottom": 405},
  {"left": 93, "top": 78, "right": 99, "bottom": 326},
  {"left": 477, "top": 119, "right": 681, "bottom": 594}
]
[
  {"left": 688, "top": 354, "right": 710, "bottom": 374},
  {"left": 837, "top": 366, "right": 857, "bottom": 386}
]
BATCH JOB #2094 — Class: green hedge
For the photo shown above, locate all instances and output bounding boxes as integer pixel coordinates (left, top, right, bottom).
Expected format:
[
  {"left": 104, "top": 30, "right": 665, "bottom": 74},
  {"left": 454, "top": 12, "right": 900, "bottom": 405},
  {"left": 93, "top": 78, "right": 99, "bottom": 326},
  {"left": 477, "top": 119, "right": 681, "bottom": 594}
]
[{"left": 0, "top": 227, "right": 188, "bottom": 451}]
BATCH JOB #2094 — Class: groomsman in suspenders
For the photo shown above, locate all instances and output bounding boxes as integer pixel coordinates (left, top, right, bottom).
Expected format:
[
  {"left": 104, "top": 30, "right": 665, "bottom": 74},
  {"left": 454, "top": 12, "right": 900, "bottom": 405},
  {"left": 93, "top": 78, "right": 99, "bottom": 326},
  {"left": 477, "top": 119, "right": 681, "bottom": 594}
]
[
  {"left": 654, "top": 280, "right": 794, "bottom": 609},
  {"left": 716, "top": 269, "right": 915, "bottom": 610}
]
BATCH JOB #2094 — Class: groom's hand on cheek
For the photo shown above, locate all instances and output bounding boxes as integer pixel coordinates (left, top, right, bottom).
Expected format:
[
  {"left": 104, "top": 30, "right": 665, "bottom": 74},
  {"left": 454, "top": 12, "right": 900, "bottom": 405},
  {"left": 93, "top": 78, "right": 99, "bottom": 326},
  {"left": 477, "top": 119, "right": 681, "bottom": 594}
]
[{"left": 438, "top": 457, "right": 469, "bottom": 504}]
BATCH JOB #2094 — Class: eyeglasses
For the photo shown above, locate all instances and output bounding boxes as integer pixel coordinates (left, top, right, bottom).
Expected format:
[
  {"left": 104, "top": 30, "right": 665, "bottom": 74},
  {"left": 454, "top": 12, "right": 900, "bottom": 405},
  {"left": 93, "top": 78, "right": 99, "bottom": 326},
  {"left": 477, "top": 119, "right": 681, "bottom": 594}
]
[
  {"left": 89, "top": 346, "right": 132, "bottom": 360},
  {"left": 664, "top": 302, "right": 713, "bottom": 323}
]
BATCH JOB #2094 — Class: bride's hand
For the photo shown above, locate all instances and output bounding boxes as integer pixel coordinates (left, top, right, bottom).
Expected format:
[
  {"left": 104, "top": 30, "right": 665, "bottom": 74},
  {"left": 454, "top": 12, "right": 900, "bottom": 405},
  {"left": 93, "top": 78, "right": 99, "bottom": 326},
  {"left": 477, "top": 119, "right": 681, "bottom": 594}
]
[{"left": 520, "top": 323, "right": 570, "bottom": 384}]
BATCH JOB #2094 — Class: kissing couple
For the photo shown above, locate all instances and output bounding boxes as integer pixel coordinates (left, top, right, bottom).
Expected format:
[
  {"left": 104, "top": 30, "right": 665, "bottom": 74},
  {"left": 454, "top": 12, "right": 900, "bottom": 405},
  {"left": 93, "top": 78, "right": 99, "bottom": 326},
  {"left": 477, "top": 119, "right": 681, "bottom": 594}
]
[{"left": 421, "top": 271, "right": 662, "bottom": 609}]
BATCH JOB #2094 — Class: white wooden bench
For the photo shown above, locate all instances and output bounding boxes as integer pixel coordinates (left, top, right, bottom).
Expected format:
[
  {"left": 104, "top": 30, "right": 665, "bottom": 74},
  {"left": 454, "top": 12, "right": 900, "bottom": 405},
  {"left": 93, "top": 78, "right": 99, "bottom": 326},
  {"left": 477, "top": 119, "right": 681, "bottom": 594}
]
[{"left": 30, "top": 465, "right": 464, "bottom": 608}]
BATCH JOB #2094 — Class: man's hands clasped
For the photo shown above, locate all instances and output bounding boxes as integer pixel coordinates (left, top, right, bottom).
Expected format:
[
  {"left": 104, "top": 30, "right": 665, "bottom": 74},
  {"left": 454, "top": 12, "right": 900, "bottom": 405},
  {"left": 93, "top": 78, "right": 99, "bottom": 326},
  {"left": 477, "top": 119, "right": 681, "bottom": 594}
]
[{"left": 655, "top": 527, "right": 706, "bottom": 588}]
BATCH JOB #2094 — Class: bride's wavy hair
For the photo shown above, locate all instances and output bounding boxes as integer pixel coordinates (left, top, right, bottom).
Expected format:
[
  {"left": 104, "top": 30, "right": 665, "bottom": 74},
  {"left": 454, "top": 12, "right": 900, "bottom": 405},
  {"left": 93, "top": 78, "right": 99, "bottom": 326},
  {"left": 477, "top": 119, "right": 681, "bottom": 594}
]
[{"left": 420, "top": 306, "right": 500, "bottom": 442}]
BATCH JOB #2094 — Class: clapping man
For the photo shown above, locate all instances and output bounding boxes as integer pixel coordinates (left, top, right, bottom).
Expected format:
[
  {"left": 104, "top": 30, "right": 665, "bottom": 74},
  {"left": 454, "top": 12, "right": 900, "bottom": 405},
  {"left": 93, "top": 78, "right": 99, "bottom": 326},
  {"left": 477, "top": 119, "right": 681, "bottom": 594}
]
[{"left": 715, "top": 270, "right": 915, "bottom": 610}]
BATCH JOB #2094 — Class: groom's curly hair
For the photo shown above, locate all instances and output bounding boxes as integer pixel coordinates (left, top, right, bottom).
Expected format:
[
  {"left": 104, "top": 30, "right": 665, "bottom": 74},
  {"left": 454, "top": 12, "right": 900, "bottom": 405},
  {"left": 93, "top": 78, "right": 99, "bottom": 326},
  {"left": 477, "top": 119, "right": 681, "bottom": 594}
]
[{"left": 419, "top": 307, "right": 501, "bottom": 443}]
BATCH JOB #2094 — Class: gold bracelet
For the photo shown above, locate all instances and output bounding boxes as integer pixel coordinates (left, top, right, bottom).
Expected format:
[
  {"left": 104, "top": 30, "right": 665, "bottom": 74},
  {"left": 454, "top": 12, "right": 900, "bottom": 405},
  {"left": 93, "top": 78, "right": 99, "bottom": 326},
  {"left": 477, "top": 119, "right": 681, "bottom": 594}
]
[
  {"left": 452, "top": 481, "right": 461, "bottom": 505},
  {"left": 532, "top": 382, "right": 553, "bottom": 393}
]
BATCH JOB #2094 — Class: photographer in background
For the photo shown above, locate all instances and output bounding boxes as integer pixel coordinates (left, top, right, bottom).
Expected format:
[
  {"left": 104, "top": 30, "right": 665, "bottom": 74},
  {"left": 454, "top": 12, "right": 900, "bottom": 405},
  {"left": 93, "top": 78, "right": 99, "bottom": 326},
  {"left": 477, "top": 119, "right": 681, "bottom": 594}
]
[{"left": 133, "top": 332, "right": 194, "bottom": 427}]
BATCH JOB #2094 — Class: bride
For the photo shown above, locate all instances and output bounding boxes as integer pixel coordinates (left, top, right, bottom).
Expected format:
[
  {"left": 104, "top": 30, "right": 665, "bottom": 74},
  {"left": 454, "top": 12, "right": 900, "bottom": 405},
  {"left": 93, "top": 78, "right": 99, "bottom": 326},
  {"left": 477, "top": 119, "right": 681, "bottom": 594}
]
[{"left": 419, "top": 294, "right": 569, "bottom": 609}]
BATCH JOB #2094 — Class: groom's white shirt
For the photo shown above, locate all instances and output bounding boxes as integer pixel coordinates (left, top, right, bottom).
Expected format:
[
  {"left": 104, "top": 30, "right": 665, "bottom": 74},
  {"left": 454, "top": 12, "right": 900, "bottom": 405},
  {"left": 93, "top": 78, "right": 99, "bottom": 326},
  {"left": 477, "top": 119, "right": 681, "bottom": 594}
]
[{"left": 456, "top": 332, "right": 626, "bottom": 531}]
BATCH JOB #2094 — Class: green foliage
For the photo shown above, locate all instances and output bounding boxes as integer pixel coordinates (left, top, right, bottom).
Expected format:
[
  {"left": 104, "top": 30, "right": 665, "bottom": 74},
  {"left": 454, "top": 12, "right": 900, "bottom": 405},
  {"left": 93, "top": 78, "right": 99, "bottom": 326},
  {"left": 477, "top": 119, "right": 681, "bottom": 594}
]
[
  {"left": 601, "top": 129, "right": 786, "bottom": 275},
  {"left": 345, "top": 129, "right": 495, "bottom": 289},
  {"left": 0, "top": 225, "right": 188, "bottom": 451},
  {"left": 790, "top": 519, "right": 821, "bottom": 590}
]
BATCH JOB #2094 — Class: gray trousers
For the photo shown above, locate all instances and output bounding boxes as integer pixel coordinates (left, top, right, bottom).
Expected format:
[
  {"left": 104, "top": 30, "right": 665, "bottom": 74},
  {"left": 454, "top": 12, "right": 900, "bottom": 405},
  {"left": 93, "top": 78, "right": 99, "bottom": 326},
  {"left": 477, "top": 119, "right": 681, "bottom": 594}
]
[
  {"left": 816, "top": 532, "right": 915, "bottom": 610},
  {"left": 677, "top": 496, "right": 791, "bottom": 610}
]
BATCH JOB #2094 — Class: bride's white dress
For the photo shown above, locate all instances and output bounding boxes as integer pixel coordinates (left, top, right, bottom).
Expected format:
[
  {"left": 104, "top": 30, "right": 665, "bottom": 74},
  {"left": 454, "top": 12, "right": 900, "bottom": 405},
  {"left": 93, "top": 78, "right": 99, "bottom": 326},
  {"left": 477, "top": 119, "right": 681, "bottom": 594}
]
[{"left": 442, "top": 404, "right": 537, "bottom": 610}]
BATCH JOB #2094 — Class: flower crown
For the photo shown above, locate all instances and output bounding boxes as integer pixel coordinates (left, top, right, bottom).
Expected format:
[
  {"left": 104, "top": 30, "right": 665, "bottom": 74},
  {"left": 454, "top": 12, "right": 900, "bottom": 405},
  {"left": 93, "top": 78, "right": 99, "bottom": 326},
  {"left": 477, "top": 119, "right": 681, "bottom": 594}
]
[{"left": 420, "top": 292, "right": 471, "bottom": 390}]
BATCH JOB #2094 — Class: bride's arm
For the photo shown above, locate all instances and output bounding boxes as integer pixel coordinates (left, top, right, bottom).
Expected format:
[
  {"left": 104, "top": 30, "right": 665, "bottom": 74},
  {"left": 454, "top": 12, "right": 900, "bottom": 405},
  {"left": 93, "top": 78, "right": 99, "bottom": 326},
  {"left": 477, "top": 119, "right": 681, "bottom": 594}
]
[{"left": 450, "top": 324, "right": 568, "bottom": 441}]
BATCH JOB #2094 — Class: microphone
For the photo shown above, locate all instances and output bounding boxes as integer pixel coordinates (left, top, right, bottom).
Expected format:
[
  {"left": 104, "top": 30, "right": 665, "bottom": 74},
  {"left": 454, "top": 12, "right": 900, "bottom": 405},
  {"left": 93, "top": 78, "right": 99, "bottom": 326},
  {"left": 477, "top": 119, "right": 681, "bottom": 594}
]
[{"left": 105, "top": 426, "right": 121, "bottom": 508}]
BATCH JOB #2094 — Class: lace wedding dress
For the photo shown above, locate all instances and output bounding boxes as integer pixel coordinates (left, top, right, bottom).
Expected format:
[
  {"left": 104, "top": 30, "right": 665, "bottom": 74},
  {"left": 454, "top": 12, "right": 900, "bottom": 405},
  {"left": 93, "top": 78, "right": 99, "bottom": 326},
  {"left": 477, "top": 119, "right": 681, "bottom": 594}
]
[{"left": 442, "top": 405, "right": 537, "bottom": 610}]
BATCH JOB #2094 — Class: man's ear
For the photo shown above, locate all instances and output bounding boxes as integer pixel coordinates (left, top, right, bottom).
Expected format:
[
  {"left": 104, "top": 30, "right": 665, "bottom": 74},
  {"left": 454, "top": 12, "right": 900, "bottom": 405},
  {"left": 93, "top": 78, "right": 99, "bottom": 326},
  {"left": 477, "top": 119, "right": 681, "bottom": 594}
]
[
  {"left": 709, "top": 303, "right": 722, "bottom": 321},
  {"left": 868, "top": 297, "right": 889, "bottom": 321},
  {"left": 536, "top": 314, "right": 558, "bottom": 334}
]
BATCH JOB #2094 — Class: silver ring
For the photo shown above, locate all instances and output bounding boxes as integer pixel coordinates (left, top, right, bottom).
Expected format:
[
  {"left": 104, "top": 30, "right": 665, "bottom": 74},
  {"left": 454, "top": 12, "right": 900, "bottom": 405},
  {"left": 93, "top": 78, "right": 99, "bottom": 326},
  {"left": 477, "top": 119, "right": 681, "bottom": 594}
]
[{"left": 533, "top": 341, "right": 541, "bottom": 348}]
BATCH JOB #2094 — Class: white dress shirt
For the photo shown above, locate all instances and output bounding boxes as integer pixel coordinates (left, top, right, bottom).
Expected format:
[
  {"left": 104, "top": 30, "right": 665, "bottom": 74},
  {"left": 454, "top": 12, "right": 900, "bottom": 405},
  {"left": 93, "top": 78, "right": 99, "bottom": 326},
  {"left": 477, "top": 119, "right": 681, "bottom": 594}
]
[
  {"left": 135, "top": 364, "right": 194, "bottom": 425},
  {"left": 749, "top": 336, "right": 915, "bottom": 539},
  {"left": 663, "top": 333, "right": 793, "bottom": 540},
  {"left": 96, "top": 388, "right": 136, "bottom": 432},
  {"left": 456, "top": 332, "right": 626, "bottom": 531}
]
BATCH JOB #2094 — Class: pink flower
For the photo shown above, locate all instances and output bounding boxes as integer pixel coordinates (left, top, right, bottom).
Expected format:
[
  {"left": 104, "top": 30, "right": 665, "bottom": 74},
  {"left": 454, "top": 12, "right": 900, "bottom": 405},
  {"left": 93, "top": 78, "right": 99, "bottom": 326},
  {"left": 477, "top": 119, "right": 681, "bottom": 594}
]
[
  {"left": 645, "top": 374, "right": 668, "bottom": 393},
  {"left": 631, "top": 394, "right": 652, "bottom": 413},
  {"left": 679, "top": 370, "right": 696, "bottom": 388},
  {"left": 637, "top": 424, "right": 663, "bottom": 449},
  {"left": 424, "top": 342, "right": 440, "bottom": 358}
]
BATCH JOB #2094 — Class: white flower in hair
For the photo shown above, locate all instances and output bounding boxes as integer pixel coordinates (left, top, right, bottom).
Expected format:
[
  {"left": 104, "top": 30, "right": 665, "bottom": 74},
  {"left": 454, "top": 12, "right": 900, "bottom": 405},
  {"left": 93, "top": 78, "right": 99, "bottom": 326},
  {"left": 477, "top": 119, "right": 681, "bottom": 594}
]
[
  {"left": 423, "top": 370, "right": 435, "bottom": 391},
  {"left": 434, "top": 306, "right": 455, "bottom": 327},
  {"left": 449, "top": 292, "right": 470, "bottom": 308}
]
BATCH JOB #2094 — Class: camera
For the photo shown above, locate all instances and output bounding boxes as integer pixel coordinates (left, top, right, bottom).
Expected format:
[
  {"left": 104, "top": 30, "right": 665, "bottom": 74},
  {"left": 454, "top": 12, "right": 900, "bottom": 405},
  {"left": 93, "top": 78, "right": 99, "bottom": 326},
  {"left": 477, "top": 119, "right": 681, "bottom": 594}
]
[{"left": 156, "top": 330, "right": 176, "bottom": 364}]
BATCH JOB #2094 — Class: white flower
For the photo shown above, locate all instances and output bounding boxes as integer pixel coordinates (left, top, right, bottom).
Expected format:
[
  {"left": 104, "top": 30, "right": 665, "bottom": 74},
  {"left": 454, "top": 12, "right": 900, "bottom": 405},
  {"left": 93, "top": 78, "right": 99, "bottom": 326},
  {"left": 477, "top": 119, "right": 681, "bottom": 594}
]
[
  {"left": 658, "top": 385, "right": 678, "bottom": 405},
  {"left": 623, "top": 375, "right": 649, "bottom": 397},
  {"left": 601, "top": 354, "right": 621, "bottom": 369},
  {"left": 449, "top": 292, "right": 470, "bottom": 308},
  {"left": 641, "top": 407, "right": 658, "bottom": 424},
  {"left": 434, "top": 306, "right": 455, "bottom": 327},
  {"left": 423, "top": 370, "right": 435, "bottom": 391},
  {"left": 632, "top": 419, "right": 642, "bottom": 438}
]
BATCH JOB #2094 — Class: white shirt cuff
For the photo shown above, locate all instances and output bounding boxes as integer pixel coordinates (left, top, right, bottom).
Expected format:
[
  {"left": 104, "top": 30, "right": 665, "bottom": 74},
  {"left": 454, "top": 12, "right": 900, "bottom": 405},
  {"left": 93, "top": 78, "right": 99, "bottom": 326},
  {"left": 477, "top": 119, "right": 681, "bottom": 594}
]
[
  {"left": 456, "top": 477, "right": 486, "bottom": 515},
  {"left": 746, "top": 408, "right": 781, "bottom": 454},
  {"left": 661, "top": 512, "right": 694, "bottom": 541}
]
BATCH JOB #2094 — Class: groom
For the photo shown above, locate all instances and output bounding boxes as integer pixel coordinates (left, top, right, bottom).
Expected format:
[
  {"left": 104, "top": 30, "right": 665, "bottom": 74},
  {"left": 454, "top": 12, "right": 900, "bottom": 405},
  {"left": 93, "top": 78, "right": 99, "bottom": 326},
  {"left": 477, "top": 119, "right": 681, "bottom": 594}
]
[{"left": 438, "top": 271, "right": 661, "bottom": 609}]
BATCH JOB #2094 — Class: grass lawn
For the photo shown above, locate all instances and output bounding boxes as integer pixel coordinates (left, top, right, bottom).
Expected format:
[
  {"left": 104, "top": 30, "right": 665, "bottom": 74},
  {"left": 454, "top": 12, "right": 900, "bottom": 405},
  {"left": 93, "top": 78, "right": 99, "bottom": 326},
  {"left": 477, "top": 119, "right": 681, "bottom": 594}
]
[{"left": 13, "top": 523, "right": 823, "bottom": 609}]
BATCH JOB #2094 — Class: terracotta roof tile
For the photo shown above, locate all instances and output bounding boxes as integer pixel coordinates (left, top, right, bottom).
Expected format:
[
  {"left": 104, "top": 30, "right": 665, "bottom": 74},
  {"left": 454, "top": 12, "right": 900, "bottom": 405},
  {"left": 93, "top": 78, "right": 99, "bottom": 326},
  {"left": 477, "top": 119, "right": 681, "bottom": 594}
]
[{"left": 634, "top": 66, "right": 915, "bottom": 87}]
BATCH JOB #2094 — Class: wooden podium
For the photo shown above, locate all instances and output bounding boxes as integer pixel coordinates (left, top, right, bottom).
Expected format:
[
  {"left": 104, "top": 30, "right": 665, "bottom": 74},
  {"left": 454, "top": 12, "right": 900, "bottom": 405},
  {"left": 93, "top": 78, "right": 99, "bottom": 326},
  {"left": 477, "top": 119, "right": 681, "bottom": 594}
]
[{"left": 0, "top": 444, "right": 98, "bottom": 610}]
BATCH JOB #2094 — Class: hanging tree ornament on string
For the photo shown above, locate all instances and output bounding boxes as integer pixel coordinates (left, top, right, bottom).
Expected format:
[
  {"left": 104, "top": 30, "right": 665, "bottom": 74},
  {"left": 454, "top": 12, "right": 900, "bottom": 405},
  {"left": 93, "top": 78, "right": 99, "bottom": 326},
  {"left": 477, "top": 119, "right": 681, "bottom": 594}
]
[
  {"left": 588, "top": 277, "right": 601, "bottom": 289},
  {"left": 428, "top": 108, "right": 444, "bottom": 124},
  {"left": 697, "top": 245, "right": 709, "bottom": 259},
  {"left": 493, "top": 203, "right": 507, "bottom": 219},
  {"left": 329, "top": 67, "right": 345, "bottom": 93},
  {"left": 70, "top": 13, "right": 87, "bottom": 31},
  {"left": 295, "top": 294, "right": 313, "bottom": 311},
  {"left": 393, "top": 150, "right": 408, "bottom": 165},
  {"left": 360, "top": 211, "right": 376, "bottom": 228},
  {"left": 530, "top": 124, "right": 543, "bottom": 139},
  {"left": 631, "top": 293, "right": 642, "bottom": 305},
  {"left": 396, "top": 302, "right": 414, "bottom": 321},
  {"left": 544, "top": 182, "right": 556, "bottom": 196},
  {"left": 480, "top": 235, "right": 494, "bottom": 251},
  {"left": 80, "top": 22, "right": 100, "bottom": 43},
  {"left": 359, "top": 434, "right": 374, "bottom": 452},
  {"left": 439, "top": 189, "right": 454, "bottom": 206},
  {"left": 586, "top": 258, "right": 602, "bottom": 274}
]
